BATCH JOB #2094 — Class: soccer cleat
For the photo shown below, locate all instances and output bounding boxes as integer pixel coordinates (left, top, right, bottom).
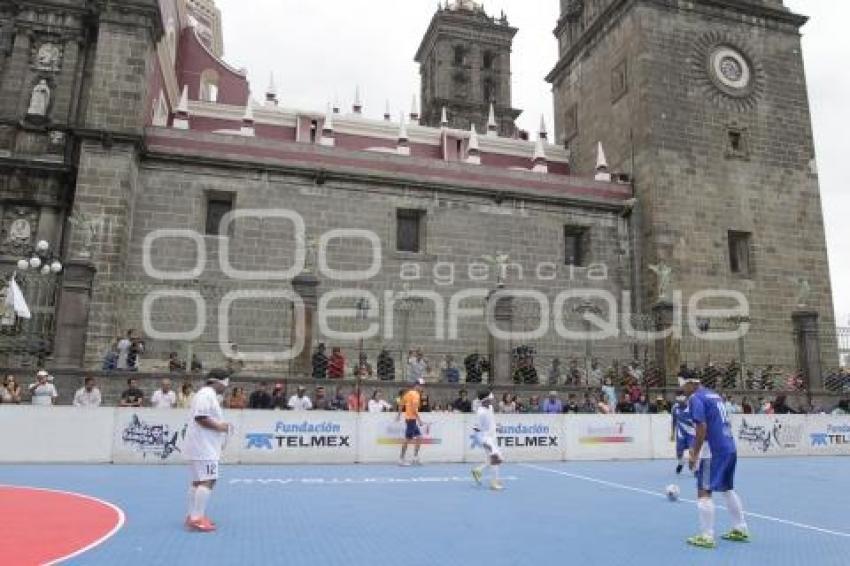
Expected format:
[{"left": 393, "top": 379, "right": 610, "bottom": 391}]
[
  {"left": 185, "top": 516, "right": 216, "bottom": 529},
  {"left": 676, "top": 464, "right": 683, "bottom": 475},
  {"left": 686, "top": 535, "right": 716, "bottom": 549},
  {"left": 471, "top": 468, "right": 483, "bottom": 485},
  {"left": 721, "top": 529, "right": 751, "bottom": 543},
  {"left": 489, "top": 480, "right": 504, "bottom": 491},
  {"left": 188, "top": 518, "right": 216, "bottom": 533},
  {"left": 399, "top": 459, "right": 411, "bottom": 467}
]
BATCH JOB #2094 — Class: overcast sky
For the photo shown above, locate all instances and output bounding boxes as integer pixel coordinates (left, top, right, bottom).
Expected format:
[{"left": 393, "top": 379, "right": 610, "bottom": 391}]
[{"left": 216, "top": 0, "right": 848, "bottom": 326}]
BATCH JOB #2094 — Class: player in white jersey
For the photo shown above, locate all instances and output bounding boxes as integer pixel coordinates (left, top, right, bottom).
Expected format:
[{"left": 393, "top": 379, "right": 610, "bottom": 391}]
[
  {"left": 471, "top": 392, "right": 504, "bottom": 491},
  {"left": 184, "top": 369, "right": 232, "bottom": 533}
]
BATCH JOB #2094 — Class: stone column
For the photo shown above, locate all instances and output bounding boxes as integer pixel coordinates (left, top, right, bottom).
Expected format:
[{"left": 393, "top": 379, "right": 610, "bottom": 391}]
[
  {"left": 792, "top": 310, "right": 822, "bottom": 391},
  {"left": 53, "top": 260, "right": 96, "bottom": 368},
  {"left": 487, "top": 288, "right": 514, "bottom": 385},
  {"left": 652, "top": 300, "right": 679, "bottom": 386},
  {"left": 290, "top": 274, "right": 319, "bottom": 377}
]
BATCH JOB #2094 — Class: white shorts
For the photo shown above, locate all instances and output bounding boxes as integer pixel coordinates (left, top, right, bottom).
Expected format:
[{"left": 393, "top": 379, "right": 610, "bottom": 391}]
[
  {"left": 190, "top": 460, "right": 220, "bottom": 482},
  {"left": 480, "top": 435, "right": 503, "bottom": 461}
]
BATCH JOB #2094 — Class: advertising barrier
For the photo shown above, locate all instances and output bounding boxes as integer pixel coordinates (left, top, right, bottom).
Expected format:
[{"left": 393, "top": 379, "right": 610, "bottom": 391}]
[
  {"left": 731, "top": 414, "right": 808, "bottom": 458},
  {"left": 357, "top": 412, "right": 466, "bottom": 463},
  {"left": 112, "top": 408, "right": 242, "bottom": 464},
  {"left": 239, "top": 411, "right": 358, "bottom": 464},
  {"left": 804, "top": 415, "right": 850, "bottom": 456},
  {"left": 650, "top": 414, "right": 677, "bottom": 460},
  {"left": 0, "top": 406, "right": 114, "bottom": 464},
  {"left": 465, "top": 414, "right": 566, "bottom": 462},
  {"left": 2, "top": 409, "right": 850, "bottom": 464},
  {"left": 564, "top": 415, "right": 652, "bottom": 461}
]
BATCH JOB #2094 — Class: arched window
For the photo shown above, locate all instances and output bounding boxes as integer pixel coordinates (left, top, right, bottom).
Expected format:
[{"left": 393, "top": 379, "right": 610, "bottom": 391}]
[
  {"left": 483, "top": 79, "right": 496, "bottom": 103},
  {"left": 483, "top": 51, "right": 495, "bottom": 70},
  {"left": 453, "top": 45, "right": 466, "bottom": 66},
  {"left": 199, "top": 69, "right": 220, "bottom": 102}
]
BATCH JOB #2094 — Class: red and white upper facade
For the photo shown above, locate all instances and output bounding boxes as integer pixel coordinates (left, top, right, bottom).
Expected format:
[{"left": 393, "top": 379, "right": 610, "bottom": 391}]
[{"left": 144, "top": 0, "right": 631, "bottom": 205}]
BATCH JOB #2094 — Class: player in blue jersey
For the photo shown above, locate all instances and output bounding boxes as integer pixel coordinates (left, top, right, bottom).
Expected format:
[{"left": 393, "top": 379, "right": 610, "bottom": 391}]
[
  {"left": 681, "top": 376, "right": 750, "bottom": 549},
  {"left": 670, "top": 392, "right": 694, "bottom": 475}
]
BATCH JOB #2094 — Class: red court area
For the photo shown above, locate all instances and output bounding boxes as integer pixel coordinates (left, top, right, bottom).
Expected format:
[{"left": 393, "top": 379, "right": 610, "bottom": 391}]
[{"left": 0, "top": 486, "right": 124, "bottom": 565}]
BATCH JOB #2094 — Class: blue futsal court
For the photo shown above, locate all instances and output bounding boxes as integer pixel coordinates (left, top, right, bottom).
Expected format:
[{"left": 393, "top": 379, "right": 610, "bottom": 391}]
[{"left": 1, "top": 458, "right": 848, "bottom": 566}]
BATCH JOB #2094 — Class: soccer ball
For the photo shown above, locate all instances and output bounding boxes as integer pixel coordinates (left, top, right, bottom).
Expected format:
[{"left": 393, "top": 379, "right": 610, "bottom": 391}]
[{"left": 666, "top": 484, "right": 680, "bottom": 502}]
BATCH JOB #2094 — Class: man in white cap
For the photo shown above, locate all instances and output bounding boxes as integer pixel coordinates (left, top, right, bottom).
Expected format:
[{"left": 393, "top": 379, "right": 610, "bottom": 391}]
[
  {"left": 184, "top": 369, "right": 231, "bottom": 532},
  {"left": 471, "top": 391, "right": 503, "bottom": 490},
  {"left": 29, "top": 370, "right": 57, "bottom": 406},
  {"left": 680, "top": 375, "right": 749, "bottom": 549}
]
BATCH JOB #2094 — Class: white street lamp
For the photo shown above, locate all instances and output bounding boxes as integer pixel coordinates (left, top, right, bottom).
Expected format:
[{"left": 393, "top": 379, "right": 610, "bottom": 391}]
[
  {"left": 50, "top": 261, "right": 62, "bottom": 274},
  {"left": 36, "top": 240, "right": 49, "bottom": 252},
  {"left": 16, "top": 259, "right": 29, "bottom": 271},
  {"left": 29, "top": 257, "right": 41, "bottom": 269}
]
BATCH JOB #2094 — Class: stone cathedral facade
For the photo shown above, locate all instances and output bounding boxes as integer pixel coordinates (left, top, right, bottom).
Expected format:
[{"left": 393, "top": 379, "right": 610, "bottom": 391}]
[{"left": 0, "top": 0, "right": 837, "bottom": 385}]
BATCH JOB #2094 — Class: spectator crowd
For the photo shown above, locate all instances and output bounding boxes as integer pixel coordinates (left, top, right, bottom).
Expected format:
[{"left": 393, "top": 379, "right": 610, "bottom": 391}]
[{"left": 1, "top": 368, "right": 845, "bottom": 416}]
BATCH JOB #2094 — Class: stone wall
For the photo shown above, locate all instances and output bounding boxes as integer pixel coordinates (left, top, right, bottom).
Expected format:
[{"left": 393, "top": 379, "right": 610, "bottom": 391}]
[{"left": 102, "top": 154, "right": 633, "bottom": 373}]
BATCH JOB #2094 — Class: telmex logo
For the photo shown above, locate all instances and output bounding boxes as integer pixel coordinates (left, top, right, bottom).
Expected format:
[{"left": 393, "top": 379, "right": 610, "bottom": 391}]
[
  {"left": 810, "top": 423, "right": 850, "bottom": 447},
  {"left": 245, "top": 421, "right": 350, "bottom": 450},
  {"left": 471, "top": 423, "right": 559, "bottom": 448}
]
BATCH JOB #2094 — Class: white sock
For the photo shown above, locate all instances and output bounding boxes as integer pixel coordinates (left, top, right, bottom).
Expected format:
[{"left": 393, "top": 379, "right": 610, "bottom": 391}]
[
  {"left": 187, "top": 486, "right": 196, "bottom": 518},
  {"left": 191, "top": 485, "right": 212, "bottom": 520},
  {"left": 724, "top": 490, "right": 747, "bottom": 532},
  {"left": 491, "top": 465, "right": 500, "bottom": 482},
  {"left": 697, "top": 497, "right": 715, "bottom": 539}
]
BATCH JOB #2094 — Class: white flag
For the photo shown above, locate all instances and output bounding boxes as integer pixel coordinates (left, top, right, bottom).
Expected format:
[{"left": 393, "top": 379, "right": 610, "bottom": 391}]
[{"left": 7, "top": 277, "right": 31, "bottom": 320}]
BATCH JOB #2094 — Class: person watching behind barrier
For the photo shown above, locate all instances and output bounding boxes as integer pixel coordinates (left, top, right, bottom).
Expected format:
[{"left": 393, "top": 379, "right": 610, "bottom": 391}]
[
  {"left": 151, "top": 379, "right": 177, "bottom": 409},
  {"left": 119, "top": 378, "right": 144, "bottom": 408},
  {"left": 73, "top": 377, "right": 102, "bottom": 408},
  {"left": 368, "top": 390, "right": 391, "bottom": 413},
  {"left": 288, "top": 386, "right": 313, "bottom": 411},
  {"left": 29, "top": 370, "right": 57, "bottom": 406},
  {"left": 1, "top": 375, "right": 22, "bottom": 404},
  {"left": 178, "top": 382, "right": 195, "bottom": 409},
  {"left": 226, "top": 387, "right": 247, "bottom": 409}
]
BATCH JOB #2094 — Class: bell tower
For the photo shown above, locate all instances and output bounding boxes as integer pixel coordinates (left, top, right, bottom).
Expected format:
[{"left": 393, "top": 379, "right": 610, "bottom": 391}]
[
  {"left": 547, "top": 0, "right": 837, "bottom": 375},
  {"left": 415, "top": 0, "right": 521, "bottom": 135}
]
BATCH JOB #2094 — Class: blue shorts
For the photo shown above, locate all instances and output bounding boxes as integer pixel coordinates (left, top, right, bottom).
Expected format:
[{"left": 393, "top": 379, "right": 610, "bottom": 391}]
[
  {"left": 696, "top": 453, "right": 737, "bottom": 492},
  {"left": 405, "top": 419, "right": 422, "bottom": 440}
]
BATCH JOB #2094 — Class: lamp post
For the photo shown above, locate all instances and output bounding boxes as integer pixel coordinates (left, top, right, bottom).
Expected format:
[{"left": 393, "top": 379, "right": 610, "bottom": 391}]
[
  {"left": 355, "top": 297, "right": 369, "bottom": 373},
  {"left": 354, "top": 297, "right": 370, "bottom": 413},
  {"left": 574, "top": 299, "right": 602, "bottom": 387},
  {"left": 696, "top": 317, "right": 711, "bottom": 365},
  {"left": 396, "top": 284, "right": 424, "bottom": 381},
  {"left": 15, "top": 240, "right": 63, "bottom": 276},
  {"left": 726, "top": 314, "right": 750, "bottom": 388}
]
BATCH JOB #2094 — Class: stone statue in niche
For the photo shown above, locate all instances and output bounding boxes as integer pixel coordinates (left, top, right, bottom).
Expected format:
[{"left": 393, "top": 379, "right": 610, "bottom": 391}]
[
  {"left": 565, "top": 0, "right": 585, "bottom": 21},
  {"left": 482, "top": 252, "right": 511, "bottom": 288},
  {"left": 7, "top": 218, "right": 31, "bottom": 245},
  {"left": 789, "top": 277, "right": 812, "bottom": 308},
  {"left": 649, "top": 263, "right": 673, "bottom": 302},
  {"left": 27, "top": 79, "right": 51, "bottom": 118},
  {"left": 68, "top": 211, "right": 101, "bottom": 259},
  {"left": 0, "top": 208, "right": 37, "bottom": 256},
  {"left": 297, "top": 233, "right": 318, "bottom": 274},
  {"left": 35, "top": 43, "right": 61, "bottom": 70}
]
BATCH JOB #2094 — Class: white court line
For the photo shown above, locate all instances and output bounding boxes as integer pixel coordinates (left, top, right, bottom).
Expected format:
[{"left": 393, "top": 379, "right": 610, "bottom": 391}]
[{"left": 520, "top": 463, "right": 850, "bottom": 540}]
